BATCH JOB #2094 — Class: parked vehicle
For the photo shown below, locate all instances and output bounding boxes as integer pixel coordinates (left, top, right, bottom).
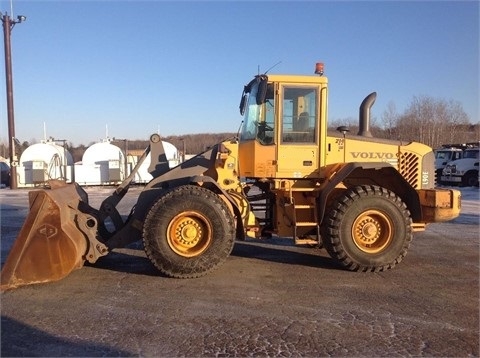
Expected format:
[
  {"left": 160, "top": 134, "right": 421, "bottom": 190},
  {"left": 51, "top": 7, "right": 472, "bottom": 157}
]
[
  {"left": 441, "top": 144, "right": 479, "bottom": 187},
  {"left": 0, "top": 161, "right": 10, "bottom": 187},
  {"left": 434, "top": 146, "right": 464, "bottom": 183}
]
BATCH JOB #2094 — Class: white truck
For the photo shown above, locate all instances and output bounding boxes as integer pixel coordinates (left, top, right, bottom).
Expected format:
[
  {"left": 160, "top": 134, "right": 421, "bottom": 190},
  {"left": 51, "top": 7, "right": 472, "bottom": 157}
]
[
  {"left": 434, "top": 146, "right": 464, "bottom": 183},
  {"left": 441, "top": 143, "right": 479, "bottom": 187}
]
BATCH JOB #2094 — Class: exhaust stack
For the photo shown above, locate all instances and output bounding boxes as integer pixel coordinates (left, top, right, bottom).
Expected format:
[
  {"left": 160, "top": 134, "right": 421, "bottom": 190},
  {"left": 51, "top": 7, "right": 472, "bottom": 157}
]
[{"left": 358, "top": 92, "right": 377, "bottom": 137}]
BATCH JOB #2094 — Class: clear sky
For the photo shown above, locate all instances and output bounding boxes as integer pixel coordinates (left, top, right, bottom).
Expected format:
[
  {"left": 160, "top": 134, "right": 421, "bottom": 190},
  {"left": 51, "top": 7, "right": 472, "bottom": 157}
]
[{"left": 0, "top": 0, "right": 479, "bottom": 146}]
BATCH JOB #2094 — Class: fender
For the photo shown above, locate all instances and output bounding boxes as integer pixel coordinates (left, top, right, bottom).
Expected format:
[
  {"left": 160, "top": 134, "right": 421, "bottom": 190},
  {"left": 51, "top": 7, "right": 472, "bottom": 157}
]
[
  {"left": 189, "top": 175, "right": 242, "bottom": 213},
  {"left": 189, "top": 175, "right": 246, "bottom": 240},
  {"left": 317, "top": 162, "right": 422, "bottom": 225}
]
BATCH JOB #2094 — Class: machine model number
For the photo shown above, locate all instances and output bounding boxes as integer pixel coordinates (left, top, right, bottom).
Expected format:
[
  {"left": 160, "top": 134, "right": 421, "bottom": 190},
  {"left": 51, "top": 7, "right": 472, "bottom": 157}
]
[
  {"left": 335, "top": 138, "right": 344, "bottom": 149},
  {"left": 422, "top": 171, "right": 429, "bottom": 185}
]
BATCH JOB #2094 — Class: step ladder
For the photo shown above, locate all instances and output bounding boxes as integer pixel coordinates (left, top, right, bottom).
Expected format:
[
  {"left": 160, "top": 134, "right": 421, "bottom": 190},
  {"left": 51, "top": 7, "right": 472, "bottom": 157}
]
[{"left": 290, "top": 191, "right": 321, "bottom": 246}]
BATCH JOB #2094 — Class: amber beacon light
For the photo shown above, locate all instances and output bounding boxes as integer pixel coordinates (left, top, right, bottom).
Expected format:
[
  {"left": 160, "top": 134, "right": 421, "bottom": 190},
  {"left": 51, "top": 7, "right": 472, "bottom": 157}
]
[{"left": 314, "top": 62, "right": 324, "bottom": 76}]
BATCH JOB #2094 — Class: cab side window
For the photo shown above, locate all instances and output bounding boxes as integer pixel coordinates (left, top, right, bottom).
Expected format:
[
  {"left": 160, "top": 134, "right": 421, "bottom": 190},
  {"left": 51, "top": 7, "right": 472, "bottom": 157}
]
[{"left": 281, "top": 87, "right": 317, "bottom": 143}]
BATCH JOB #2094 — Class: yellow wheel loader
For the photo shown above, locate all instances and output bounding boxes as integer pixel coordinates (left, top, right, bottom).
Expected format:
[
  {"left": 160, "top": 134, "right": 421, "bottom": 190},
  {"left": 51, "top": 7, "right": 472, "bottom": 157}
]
[{"left": 1, "top": 64, "right": 461, "bottom": 290}]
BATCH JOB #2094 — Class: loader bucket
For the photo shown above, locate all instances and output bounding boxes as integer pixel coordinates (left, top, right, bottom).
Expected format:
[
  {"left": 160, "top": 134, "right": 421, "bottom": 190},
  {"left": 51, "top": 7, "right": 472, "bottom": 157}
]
[{"left": 1, "top": 182, "right": 92, "bottom": 291}]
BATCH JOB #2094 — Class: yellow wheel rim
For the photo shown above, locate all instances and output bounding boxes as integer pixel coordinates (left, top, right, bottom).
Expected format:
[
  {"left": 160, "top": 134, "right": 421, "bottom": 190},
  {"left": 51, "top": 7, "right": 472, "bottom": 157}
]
[
  {"left": 352, "top": 210, "right": 393, "bottom": 254},
  {"left": 167, "top": 211, "right": 212, "bottom": 257}
]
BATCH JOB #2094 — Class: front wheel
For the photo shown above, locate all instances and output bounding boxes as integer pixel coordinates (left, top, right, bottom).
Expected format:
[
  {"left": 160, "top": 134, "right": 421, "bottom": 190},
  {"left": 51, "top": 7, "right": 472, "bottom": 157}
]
[
  {"left": 321, "top": 185, "right": 412, "bottom": 272},
  {"left": 143, "top": 185, "right": 236, "bottom": 278},
  {"left": 462, "top": 172, "right": 479, "bottom": 187}
]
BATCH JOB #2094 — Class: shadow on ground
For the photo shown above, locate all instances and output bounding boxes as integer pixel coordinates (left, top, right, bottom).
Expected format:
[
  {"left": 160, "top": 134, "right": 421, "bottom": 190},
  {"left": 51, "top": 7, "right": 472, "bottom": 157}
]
[
  {"left": 88, "top": 238, "right": 343, "bottom": 277},
  {"left": 1, "top": 315, "right": 133, "bottom": 357}
]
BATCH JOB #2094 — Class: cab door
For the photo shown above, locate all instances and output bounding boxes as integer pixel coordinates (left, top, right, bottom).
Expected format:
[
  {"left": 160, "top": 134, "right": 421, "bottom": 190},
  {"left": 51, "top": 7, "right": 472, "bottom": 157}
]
[{"left": 276, "top": 85, "right": 320, "bottom": 178}]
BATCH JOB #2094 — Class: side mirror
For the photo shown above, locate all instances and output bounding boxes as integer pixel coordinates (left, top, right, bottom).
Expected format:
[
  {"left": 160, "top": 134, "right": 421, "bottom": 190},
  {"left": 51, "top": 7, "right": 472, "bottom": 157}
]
[{"left": 256, "top": 77, "right": 268, "bottom": 105}]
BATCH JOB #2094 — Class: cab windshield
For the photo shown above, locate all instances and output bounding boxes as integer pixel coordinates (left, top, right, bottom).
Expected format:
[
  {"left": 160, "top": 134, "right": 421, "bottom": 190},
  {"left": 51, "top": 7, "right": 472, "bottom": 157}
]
[{"left": 239, "top": 81, "right": 275, "bottom": 145}]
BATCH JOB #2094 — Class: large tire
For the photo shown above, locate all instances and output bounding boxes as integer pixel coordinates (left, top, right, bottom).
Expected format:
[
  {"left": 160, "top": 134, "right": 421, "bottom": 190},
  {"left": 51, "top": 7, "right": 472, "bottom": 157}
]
[
  {"left": 462, "top": 171, "right": 479, "bottom": 187},
  {"left": 321, "top": 185, "right": 412, "bottom": 272},
  {"left": 143, "top": 185, "right": 235, "bottom": 278}
]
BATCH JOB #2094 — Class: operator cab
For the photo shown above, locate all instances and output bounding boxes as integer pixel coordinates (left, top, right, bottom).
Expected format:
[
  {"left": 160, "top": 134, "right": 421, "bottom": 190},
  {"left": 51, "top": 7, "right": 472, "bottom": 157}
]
[
  {"left": 239, "top": 76, "right": 317, "bottom": 146},
  {"left": 238, "top": 69, "right": 328, "bottom": 179}
]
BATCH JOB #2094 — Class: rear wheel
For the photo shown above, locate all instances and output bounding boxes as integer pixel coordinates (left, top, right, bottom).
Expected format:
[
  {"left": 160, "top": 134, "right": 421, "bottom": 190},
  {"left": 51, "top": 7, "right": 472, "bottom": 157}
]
[
  {"left": 143, "top": 185, "right": 235, "bottom": 278},
  {"left": 321, "top": 185, "right": 412, "bottom": 272}
]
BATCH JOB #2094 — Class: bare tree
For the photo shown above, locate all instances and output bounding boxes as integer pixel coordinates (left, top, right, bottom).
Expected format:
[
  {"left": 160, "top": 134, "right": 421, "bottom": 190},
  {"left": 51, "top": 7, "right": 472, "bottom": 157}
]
[
  {"left": 328, "top": 117, "right": 359, "bottom": 134},
  {"left": 381, "top": 101, "right": 398, "bottom": 139},
  {"left": 395, "top": 96, "right": 470, "bottom": 148}
]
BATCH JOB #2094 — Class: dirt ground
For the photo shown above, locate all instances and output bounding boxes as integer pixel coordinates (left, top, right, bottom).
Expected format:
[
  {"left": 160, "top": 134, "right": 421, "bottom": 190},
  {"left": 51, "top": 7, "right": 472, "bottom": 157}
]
[{"left": 1, "top": 186, "right": 479, "bottom": 357}]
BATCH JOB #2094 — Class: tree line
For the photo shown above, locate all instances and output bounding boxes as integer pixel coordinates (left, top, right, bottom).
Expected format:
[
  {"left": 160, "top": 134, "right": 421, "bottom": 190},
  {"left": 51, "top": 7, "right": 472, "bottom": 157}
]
[
  {"left": 1, "top": 95, "right": 478, "bottom": 163},
  {"left": 330, "top": 96, "right": 478, "bottom": 148}
]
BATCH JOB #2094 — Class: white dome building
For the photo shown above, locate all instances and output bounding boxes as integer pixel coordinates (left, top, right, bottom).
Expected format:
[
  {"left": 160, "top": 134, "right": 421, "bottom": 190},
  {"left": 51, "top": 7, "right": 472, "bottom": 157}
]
[
  {"left": 75, "top": 141, "right": 126, "bottom": 186},
  {"left": 18, "top": 141, "right": 74, "bottom": 187}
]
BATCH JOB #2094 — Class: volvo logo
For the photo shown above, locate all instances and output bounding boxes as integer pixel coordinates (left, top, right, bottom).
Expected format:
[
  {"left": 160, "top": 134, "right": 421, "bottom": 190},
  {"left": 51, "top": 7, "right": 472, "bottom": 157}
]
[
  {"left": 351, "top": 152, "right": 396, "bottom": 159},
  {"left": 38, "top": 224, "right": 58, "bottom": 239}
]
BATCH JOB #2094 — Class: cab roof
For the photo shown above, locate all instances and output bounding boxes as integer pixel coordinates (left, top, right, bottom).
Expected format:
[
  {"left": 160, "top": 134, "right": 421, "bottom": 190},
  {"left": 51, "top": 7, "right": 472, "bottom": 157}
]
[{"left": 265, "top": 74, "right": 328, "bottom": 85}]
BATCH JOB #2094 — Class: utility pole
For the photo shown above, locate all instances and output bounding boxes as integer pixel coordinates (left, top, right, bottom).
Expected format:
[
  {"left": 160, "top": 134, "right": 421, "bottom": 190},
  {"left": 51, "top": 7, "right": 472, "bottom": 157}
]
[{"left": 1, "top": 12, "right": 26, "bottom": 189}]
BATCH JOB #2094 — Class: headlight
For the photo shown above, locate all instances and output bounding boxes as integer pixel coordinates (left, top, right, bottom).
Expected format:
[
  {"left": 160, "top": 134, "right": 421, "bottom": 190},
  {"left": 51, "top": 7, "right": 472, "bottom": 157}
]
[{"left": 443, "top": 164, "right": 456, "bottom": 175}]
